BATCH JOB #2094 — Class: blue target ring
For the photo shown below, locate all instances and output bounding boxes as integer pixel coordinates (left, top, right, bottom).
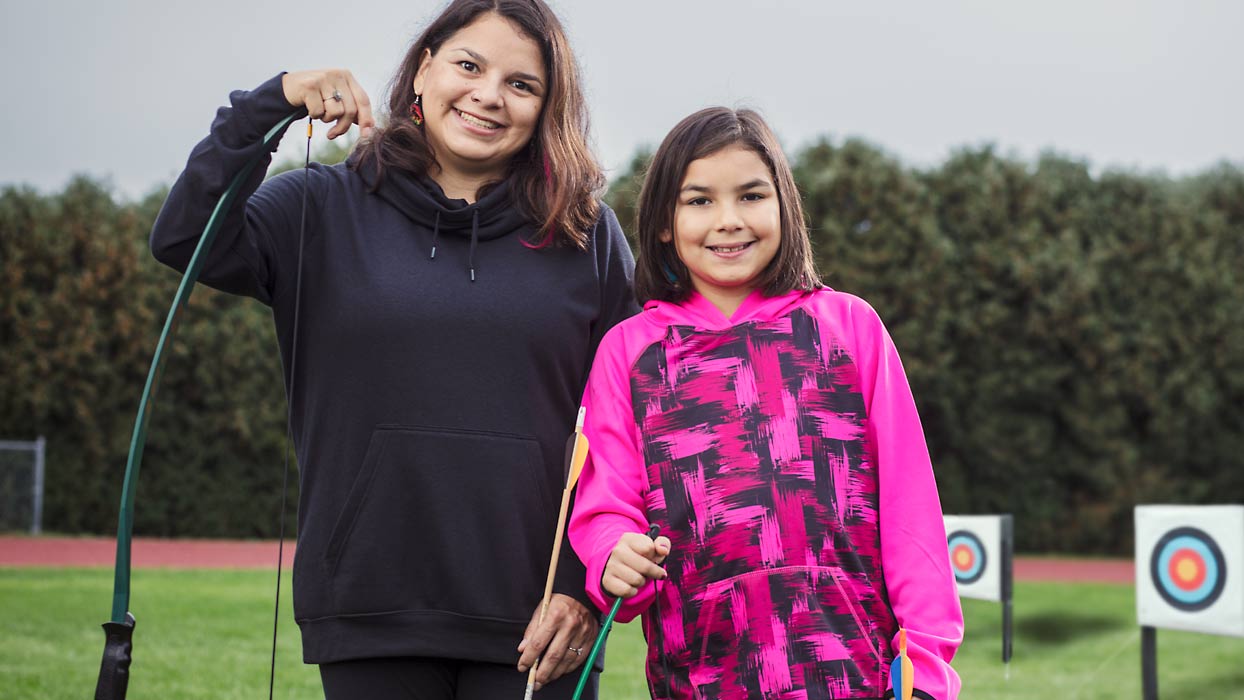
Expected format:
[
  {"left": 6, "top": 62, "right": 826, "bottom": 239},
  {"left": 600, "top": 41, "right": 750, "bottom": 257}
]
[
  {"left": 947, "top": 530, "right": 987, "bottom": 585},
  {"left": 1150, "top": 526, "right": 1226, "bottom": 612}
]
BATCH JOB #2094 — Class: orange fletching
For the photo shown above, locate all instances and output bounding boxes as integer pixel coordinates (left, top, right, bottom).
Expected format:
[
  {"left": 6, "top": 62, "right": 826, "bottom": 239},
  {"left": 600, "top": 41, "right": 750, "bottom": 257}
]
[
  {"left": 566, "top": 407, "right": 589, "bottom": 490},
  {"left": 566, "top": 433, "right": 589, "bottom": 490},
  {"left": 898, "top": 629, "right": 913, "bottom": 700}
]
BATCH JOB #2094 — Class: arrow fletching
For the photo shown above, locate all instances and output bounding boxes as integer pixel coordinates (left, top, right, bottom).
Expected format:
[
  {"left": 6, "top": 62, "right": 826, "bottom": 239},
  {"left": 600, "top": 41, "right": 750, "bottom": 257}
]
[
  {"left": 889, "top": 628, "right": 914, "bottom": 700},
  {"left": 564, "top": 407, "right": 589, "bottom": 491}
]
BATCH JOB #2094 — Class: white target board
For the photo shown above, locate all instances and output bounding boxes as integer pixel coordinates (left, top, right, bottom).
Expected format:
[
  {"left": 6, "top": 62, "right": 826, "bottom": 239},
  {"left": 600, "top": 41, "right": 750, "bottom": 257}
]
[
  {"left": 1135, "top": 505, "right": 1244, "bottom": 637},
  {"left": 944, "top": 514, "right": 1012, "bottom": 602}
]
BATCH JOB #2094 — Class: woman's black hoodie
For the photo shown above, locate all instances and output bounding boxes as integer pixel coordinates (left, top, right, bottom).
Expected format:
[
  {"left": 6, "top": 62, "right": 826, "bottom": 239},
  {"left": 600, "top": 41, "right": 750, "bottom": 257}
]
[{"left": 150, "top": 74, "right": 637, "bottom": 664}]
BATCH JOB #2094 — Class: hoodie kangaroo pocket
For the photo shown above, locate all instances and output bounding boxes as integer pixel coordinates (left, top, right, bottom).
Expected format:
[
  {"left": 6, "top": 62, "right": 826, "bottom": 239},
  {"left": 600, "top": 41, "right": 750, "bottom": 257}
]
[
  {"left": 323, "top": 424, "right": 554, "bottom": 621},
  {"left": 690, "top": 566, "right": 886, "bottom": 698}
]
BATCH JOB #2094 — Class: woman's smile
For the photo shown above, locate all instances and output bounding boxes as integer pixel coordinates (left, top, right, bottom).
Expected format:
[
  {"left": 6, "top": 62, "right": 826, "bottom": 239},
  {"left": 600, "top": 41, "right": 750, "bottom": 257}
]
[{"left": 454, "top": 107, "right": 504, "bottom": 132}]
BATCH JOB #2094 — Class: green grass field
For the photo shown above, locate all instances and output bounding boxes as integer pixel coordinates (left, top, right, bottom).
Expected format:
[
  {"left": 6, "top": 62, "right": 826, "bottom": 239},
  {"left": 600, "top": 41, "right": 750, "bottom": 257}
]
[{"left": 3, "top": 568, "right": 1241, "bottom": 699}]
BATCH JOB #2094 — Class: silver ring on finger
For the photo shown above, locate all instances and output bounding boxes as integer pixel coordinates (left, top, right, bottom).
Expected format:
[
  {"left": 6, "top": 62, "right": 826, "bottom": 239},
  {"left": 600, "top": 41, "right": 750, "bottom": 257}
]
[
  {"left": 329, "top": 89, "right": 343, "bottom": 102},
  {"left": 568, "top": 646, "right": 582, "bottom": 655}
]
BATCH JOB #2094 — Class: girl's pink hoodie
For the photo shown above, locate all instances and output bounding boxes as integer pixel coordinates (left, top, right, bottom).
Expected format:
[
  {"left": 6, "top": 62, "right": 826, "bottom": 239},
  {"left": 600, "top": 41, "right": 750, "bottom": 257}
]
[{"left": 570, "top": 288, "right": 962, "bottom": 699}]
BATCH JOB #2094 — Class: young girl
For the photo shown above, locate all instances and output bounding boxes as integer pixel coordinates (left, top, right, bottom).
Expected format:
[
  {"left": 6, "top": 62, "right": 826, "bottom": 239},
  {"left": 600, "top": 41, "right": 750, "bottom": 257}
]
[{"left": 568, "top": 107, "right": 963, "bottom": 699}]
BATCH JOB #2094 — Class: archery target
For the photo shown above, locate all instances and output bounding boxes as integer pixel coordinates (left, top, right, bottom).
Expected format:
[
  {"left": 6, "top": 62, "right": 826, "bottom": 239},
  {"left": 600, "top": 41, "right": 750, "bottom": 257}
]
[
  {"left": 944, "top": 515, "right": 1012, "bottom": 602},
  {"left": 1136, "top": 505, "right": 1244, "bottom": 637},
  {"left": 1151, "top": 527, "right": 1224, "bottom": 611},
  {"left": 948, "top": 530, "right": 987, "bottom": 584}
]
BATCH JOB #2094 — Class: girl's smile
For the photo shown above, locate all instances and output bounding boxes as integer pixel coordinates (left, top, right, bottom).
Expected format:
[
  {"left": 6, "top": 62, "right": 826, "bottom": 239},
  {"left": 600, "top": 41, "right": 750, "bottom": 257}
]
[
  {"left": 706, "top": 241, "right": 757, "bottom": 256},
  {"left": 661, "top": 144, "right": 781, "bottom": 317}
]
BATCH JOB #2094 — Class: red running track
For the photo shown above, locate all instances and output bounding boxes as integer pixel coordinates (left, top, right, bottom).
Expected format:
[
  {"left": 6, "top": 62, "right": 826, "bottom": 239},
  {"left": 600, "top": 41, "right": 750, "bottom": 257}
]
[
  {"left": 0, "top": 536, "right": 1132, "bottom": 583},
  {"left": 0, "top": 536, "right": 295, "bottom": 569}
]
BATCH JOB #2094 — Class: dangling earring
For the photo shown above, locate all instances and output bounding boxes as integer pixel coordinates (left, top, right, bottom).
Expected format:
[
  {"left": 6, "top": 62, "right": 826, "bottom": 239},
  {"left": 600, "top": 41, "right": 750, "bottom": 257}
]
[
  {"left": 409, "top": 94, "right": 424, "bottom": 126},
  {"left": 661, "top": 259, "right": 680, "bottom": 285}
]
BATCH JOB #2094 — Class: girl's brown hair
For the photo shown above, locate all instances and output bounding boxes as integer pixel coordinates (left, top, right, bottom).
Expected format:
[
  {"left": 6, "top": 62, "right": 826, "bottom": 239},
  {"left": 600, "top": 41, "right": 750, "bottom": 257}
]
[
  {"left": 634, "top": 107, "right": 822, "bottom": 304},
  {"left": 351, "top": 0, "right": 603, "bottom": 249}
]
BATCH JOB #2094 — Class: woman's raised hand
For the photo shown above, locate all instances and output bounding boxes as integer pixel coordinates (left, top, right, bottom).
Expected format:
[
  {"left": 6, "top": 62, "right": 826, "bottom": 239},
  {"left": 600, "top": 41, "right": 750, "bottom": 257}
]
[{"left": 281, "top": 69, "right": 375, "bottom": 140}]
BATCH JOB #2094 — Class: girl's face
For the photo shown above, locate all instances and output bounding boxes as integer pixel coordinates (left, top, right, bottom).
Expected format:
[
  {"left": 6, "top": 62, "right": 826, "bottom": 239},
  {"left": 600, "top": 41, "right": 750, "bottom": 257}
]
[
  {"left": 413, "top": 13, "right": 547, "bottom": 183},
  {"left": 661, "top": 145, "right": 781, "bottom": 316}
]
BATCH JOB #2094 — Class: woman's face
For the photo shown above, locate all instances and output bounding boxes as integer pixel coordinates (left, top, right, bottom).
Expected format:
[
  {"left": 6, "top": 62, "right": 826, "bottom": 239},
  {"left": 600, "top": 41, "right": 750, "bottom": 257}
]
[{"left": 413, "top": 13, "right": 547, "bottom": 183}]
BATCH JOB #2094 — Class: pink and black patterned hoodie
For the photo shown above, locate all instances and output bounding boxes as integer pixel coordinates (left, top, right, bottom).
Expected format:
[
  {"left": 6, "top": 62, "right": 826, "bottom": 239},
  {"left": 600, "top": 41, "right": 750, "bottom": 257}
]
[{"left": 569, "top": 288, "right": 963, "bottom": 699}]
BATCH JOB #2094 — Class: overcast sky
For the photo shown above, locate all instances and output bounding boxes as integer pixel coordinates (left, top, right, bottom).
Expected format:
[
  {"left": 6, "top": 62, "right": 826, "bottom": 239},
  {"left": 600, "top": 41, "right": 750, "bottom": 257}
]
[{"left": 4, "top": 0, "right": 1241, "bottom": 199}]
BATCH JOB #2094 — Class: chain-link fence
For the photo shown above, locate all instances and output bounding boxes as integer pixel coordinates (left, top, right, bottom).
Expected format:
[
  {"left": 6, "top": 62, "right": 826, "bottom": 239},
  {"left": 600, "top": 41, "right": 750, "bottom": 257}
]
[{"left": 0, "top": 437, "right": 45, "bottom": 534}]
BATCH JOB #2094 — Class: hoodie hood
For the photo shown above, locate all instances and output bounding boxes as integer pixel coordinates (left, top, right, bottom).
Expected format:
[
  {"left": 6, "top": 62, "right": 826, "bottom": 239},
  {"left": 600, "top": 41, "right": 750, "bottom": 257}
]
[
  {"left": 351, "top": 153, "right": 531, "bottom": 280},
  {"left": 642, "top": 288, "right": 820, "bottom": 331}
]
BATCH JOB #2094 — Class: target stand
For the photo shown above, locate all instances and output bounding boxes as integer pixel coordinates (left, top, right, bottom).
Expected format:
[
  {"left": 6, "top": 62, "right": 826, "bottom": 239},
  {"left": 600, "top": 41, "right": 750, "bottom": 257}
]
[
  {"left": 944, "top": 514, "right": 1014, "bottom": 663},
  {"left": 1135, "top": 505, "right": 1243, "bottom": 700}
]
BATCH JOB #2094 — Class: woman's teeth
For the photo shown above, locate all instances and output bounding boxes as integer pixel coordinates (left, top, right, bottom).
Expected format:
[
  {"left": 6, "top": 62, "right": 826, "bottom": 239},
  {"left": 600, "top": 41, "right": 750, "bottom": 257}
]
[{"left": 457, "top": 110, "right": 501, "bottom": 129}]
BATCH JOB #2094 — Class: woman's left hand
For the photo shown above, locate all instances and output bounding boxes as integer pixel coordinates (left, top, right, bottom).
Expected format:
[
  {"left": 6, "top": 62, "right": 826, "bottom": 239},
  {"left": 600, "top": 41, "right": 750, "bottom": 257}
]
[{"left": 516, "top": 593, "right": 600, "bottom": 689}]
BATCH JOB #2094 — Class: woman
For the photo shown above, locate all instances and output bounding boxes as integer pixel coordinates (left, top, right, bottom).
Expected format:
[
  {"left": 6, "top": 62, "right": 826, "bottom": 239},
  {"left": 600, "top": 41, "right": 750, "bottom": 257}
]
[{"left": 149, "top": 1, "right": 636, "bottom": 698}]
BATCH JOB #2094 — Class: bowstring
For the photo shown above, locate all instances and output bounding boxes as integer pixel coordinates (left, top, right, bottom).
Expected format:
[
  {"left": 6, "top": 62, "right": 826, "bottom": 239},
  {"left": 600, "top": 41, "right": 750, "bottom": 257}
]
[{"left": 268, "top": 115, "right": 312, "bottom": 700}]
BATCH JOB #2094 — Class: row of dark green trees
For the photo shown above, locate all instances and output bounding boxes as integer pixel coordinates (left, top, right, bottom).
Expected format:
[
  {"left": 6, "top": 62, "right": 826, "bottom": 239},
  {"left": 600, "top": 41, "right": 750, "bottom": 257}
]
[{"left": 3, "top": 141, "right": 1241, "bottom": 553}]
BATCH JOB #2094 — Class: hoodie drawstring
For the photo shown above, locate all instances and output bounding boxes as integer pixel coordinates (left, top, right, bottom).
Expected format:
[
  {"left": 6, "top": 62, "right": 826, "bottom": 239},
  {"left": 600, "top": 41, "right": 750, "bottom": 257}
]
[
  {"left": 428, "top": 210, "right": 441, "bottom": 260},
  {"left": 427, "top": 209, "right": 478, "bottom": 281},
  {"left": 468, "top": 209, "right": 479, "bottom": 282}
]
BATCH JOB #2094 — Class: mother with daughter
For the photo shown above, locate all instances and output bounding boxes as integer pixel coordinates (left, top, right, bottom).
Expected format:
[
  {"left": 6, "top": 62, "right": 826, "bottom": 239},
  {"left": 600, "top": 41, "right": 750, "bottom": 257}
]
[{"left": 150, "top": 0, "right": 962, "bottom": 697}]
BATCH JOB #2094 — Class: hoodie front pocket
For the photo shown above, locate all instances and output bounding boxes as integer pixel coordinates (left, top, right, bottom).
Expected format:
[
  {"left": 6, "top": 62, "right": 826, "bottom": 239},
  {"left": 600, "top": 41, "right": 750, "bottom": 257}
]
[
  {"left": 323, "top": 424, "right": 553, "bottom": 621},
  {"left": 688, "top": 566, "right": 887, "bottom": 698}
]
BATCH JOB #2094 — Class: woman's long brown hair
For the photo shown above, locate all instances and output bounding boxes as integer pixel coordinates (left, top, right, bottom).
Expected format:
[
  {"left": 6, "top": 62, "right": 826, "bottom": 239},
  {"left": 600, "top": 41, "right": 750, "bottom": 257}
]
[{"left": 351, "top": 0, "right": 604, "bottom": 249}]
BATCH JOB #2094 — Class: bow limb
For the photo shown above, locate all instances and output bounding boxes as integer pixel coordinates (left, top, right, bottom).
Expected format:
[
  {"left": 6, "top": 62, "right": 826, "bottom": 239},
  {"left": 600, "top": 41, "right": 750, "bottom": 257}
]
[{"left": 94, "top": 112, "right": 302, "bottom": 700}]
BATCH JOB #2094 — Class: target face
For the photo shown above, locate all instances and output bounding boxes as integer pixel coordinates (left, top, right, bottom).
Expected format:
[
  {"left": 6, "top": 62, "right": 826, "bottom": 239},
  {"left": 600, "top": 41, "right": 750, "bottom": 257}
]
[
  {"left": 943, "top": 515, "right": 1011, "bottom": 602},
  {"left": 1149, "top": 527, "right": 1226, "bottom": 611},
  {"left": 1135, "top": 505, "right": 1244, "bottom": 637},
  {"left": 948, "top": 530, "right": 987, "bottom": 585}
]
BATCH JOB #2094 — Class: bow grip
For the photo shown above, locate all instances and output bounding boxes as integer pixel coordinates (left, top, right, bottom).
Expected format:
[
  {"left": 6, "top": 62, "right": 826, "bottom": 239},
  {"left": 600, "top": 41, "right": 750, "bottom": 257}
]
[{"left": 95, "top": 613, "right": 136, "bottom": 700}]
